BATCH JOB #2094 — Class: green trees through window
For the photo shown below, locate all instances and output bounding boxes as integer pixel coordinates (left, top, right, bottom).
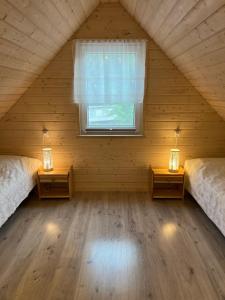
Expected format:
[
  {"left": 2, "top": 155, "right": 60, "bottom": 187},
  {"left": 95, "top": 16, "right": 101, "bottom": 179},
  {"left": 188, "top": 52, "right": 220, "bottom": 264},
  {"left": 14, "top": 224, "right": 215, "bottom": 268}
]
[{"left": 87, "top": 104, "right": 135, "bottom": 129}]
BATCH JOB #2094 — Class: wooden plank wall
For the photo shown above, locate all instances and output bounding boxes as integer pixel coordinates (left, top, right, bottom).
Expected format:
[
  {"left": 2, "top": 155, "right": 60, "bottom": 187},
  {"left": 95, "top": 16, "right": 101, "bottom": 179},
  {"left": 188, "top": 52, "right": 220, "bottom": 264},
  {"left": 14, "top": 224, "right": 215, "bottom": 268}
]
[
  {"left": 0, "top": 3, "right": 225, "bottom": 191},
  {"left": 121, "top": 0, "right": 225, "bottom": 120},
  {"left": 0, "top": 0, "right": 99, "bottom": 120}
]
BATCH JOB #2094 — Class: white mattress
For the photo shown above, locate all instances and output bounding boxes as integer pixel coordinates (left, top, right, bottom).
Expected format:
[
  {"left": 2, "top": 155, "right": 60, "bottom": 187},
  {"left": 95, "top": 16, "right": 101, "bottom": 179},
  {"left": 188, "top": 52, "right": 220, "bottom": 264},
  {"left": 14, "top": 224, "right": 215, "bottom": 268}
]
[
  {"left": 185, "top": 158, "right": 225, "bottom": 237},
  {"left": 0, "top": 155, "right": 41, "bottom": 228}
]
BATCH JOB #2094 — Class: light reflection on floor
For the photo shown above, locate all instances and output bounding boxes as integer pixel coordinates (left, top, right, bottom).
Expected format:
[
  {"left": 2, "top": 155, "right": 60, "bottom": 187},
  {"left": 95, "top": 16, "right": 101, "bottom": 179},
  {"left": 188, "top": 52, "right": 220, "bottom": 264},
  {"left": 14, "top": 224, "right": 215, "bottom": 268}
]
[
  {"left": 162, "top": 222, "right": 177, "bottom": 238},
  {"left": 89, "top": 239, "right": 137, "bottom": 275},
  {"left": 76, "top": 238, "right": 139, "bottom": 294},
  {"left": 46, "top": 222, "right": 60, "bottom": 236}
]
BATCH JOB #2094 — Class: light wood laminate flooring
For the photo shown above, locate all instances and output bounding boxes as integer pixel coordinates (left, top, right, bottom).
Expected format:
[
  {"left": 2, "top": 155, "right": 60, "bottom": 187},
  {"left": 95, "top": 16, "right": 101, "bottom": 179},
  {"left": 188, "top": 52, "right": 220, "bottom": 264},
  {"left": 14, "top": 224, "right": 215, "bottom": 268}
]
[{"left": 0, "top": 192, "right": 225, "bottom": 300}]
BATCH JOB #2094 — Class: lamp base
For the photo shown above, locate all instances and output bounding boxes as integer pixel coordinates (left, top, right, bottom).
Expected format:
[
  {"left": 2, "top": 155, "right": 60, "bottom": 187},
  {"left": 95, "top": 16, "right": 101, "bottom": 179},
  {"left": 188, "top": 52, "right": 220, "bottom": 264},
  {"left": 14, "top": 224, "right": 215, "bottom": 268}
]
[
  {"left": 43, "top": 168, "right": 53, "bottom": 172},
  {"left": 168, "top": 169, "right": 179, "bottom": 173}
]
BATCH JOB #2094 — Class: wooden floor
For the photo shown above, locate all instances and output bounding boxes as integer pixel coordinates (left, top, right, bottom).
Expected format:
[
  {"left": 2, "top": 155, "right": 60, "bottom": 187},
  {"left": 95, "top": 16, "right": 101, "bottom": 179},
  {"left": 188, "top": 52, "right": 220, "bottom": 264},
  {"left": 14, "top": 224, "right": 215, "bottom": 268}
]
[{"left": 0, "top": 193, "right": 225, "bottom": 300}]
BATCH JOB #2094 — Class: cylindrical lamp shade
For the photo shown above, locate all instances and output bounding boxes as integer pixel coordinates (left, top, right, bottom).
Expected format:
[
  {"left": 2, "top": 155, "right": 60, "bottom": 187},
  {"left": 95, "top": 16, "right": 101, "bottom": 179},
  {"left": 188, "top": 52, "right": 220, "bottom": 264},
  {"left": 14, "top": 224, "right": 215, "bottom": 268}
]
[
  {"left": 42, "top": 147, "right": 53, "bottom": 171},
  {"left": 169, "top": 148, "right": 180, "bottom": 173}
]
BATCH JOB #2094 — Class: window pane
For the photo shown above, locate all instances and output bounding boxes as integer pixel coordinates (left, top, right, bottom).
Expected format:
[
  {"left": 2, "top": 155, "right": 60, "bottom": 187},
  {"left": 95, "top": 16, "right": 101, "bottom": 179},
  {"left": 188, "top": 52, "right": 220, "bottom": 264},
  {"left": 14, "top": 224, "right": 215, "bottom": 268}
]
[{"left": 87, "top": 104, "right": 135, "bottom": 129}]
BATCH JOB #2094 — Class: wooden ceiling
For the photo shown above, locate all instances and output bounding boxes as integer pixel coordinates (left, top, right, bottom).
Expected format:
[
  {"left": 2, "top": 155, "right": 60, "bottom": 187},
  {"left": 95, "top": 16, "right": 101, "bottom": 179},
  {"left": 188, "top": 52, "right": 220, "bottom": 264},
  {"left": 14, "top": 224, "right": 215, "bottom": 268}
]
[
  {"left": 121, "top": 0, "right": 225, "bottom": 120},
  {"left": 1, "top": 0, "right": 225, "bottom": 120},
  {"left": 0, "top": 0, "right": 99, "bottom": 119}
]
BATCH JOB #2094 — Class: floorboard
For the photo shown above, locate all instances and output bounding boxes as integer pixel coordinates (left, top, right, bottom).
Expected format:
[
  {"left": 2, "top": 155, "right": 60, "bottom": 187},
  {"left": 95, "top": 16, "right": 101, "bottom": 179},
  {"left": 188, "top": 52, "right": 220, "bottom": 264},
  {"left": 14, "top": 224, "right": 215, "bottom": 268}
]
[{"left": 0, "top": 192, "right": 225, "bottom": 300}]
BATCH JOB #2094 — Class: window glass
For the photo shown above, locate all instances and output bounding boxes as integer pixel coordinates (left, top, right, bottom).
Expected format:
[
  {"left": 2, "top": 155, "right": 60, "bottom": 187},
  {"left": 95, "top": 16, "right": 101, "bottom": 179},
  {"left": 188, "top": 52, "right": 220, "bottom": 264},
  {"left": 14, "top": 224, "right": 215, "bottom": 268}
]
[{"left": 87, "top": 104, "right": 135, "bottom": 129}]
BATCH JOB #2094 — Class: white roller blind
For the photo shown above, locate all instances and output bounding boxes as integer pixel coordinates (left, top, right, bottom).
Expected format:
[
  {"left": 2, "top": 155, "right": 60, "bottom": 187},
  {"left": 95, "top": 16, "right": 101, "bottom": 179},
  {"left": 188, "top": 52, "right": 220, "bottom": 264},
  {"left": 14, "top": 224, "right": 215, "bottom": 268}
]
[{"left": 73, "top": 40, "right": 146, "bottom": 105}]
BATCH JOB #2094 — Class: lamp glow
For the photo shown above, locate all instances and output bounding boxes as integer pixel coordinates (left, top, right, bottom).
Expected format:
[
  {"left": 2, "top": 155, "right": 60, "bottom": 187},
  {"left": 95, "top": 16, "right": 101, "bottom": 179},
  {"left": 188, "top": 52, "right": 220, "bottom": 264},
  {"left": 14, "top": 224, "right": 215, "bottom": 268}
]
[
  {"left": 169, "top": 148, "right": 180, "bottom": 173},
  {"left": 42, "top": 147, "right": 53, "bottom": 171}
]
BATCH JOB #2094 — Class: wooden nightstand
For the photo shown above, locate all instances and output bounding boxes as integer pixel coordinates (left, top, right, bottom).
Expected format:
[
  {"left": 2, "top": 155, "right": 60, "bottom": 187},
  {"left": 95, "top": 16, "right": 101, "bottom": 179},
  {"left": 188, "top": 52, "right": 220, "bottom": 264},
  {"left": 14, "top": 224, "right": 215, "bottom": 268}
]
[
  {"left": 151, "top": 167, "right": 184, "bottom": 200},
  {"left": 37, "top": 167, "right": 73, "bottom": 200}
]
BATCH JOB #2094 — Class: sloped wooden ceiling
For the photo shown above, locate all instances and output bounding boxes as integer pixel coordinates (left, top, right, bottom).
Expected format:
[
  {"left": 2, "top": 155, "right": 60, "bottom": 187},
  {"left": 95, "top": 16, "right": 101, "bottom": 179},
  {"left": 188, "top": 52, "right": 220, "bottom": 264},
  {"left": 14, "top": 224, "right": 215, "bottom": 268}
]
[
  {"left": 120, "top": 0, "right": 225, "bottom": 120},
  {"left": 0, "top": 0, "right": 99, "bottom": 119},
  {"left": 1, "top": 0, "right": 225, "bottom": 121}
]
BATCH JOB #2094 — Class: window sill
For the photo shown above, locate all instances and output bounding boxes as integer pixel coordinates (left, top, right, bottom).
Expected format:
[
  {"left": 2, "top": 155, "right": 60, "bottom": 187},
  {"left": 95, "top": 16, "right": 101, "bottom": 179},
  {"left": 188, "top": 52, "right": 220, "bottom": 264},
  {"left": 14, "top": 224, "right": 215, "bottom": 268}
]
[{"left": 77, "top": 134, "right": 144, "bottom": 137}]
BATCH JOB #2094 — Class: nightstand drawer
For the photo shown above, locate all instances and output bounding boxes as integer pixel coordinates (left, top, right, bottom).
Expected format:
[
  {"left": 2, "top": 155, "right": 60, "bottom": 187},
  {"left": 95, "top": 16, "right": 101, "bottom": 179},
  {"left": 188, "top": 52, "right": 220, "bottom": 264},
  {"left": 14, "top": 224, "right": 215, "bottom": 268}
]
[
  {"left": 39, "top": 175, "right": 68, "bottom": 183},
  {"left": 154, "top": 175, "right": 183, "bottom": 183}
]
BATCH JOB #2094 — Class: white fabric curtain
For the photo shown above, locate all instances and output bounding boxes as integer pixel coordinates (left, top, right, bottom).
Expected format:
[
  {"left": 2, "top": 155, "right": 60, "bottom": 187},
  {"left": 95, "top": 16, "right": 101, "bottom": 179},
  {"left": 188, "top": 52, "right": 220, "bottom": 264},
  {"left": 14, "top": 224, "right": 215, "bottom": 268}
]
[{"left": 73, "top": 40, "right": 146, "bottom": 105}]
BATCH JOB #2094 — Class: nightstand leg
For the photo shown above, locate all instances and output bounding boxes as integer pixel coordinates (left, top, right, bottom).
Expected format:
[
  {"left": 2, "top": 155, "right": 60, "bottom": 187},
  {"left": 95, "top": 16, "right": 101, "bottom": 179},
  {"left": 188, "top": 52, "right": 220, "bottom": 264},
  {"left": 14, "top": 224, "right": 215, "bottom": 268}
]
[
  {"left": 36, "top": 173, "right": 41, "bottom": 200},
  {"left": 69, "top": 168, "right": 73, "bottom": 200}
]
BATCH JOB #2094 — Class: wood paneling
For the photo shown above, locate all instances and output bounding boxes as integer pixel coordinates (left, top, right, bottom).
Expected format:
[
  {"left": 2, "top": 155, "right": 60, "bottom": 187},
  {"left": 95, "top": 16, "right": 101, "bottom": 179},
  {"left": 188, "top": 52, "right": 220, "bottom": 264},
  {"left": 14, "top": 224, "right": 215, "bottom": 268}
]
[
  {"left": 1, "top": 0, "right": 225, "bottom": 120},
  {"left": 0, "top": 3, "right": 225, "bottom": 191},
  {"left": 0, "top": 193, "right": 225, "bottom": 299},
  {"left": 121, "top": 0, "right": 225, "bottom": 119},
  {"left": 0, "top": 0, "right": 99, "bottom": 119}
]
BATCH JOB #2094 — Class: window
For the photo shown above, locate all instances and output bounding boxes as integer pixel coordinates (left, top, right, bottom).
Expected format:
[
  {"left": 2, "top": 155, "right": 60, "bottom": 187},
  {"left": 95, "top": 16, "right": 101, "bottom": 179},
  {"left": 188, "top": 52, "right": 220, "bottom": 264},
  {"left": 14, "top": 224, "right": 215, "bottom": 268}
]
[{"left": 74, "top": 40, "right": 146, "bottom": 136}]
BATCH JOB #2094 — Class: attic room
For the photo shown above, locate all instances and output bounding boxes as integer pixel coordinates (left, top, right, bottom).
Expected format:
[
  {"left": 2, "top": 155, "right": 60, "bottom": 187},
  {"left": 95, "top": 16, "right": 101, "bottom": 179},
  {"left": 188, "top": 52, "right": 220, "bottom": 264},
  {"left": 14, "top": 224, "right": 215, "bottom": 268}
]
[{"left": 0, "top": 0, "right": 225, "bottom": 299}]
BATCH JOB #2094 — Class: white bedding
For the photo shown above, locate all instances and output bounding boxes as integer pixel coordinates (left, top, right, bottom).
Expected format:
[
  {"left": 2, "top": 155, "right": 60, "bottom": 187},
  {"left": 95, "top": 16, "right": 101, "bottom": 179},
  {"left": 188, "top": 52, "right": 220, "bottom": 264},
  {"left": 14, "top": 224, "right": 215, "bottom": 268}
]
[
  {"left": 185, "top": 158, "right": 225, "bottom": 237},
  {"left": 0, "top": 155, "right": 41, "bottom": 228}
]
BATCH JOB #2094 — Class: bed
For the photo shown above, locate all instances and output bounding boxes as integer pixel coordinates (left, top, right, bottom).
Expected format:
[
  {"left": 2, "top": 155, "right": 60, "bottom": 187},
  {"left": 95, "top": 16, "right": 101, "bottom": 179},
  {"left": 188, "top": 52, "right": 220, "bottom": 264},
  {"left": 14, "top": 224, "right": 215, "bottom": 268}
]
[
  {"left": 185, "top": 158, "right": 225, "bottom": 237},
  {"left": 0, "top": 155, "right": 41, "bottom": 228}
]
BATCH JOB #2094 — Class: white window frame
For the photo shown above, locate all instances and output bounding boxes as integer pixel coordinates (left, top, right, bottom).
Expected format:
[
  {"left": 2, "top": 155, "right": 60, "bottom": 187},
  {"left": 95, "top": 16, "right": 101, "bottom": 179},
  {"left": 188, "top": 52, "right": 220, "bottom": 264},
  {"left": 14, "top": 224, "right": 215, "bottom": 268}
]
[{"left": 79, "top": 103, "right": 143, "bottom": 136}]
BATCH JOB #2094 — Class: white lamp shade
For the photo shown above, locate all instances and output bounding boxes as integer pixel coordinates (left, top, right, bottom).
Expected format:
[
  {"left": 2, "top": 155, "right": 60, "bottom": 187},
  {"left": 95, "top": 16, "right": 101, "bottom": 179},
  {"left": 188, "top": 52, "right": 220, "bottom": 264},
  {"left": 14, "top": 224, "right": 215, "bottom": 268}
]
[
  {"left": 42, "top": 147, "right": 53, "bottom": 171},
  {"left": 169, "top": 148, "right": 180, "bottom": 172}
]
